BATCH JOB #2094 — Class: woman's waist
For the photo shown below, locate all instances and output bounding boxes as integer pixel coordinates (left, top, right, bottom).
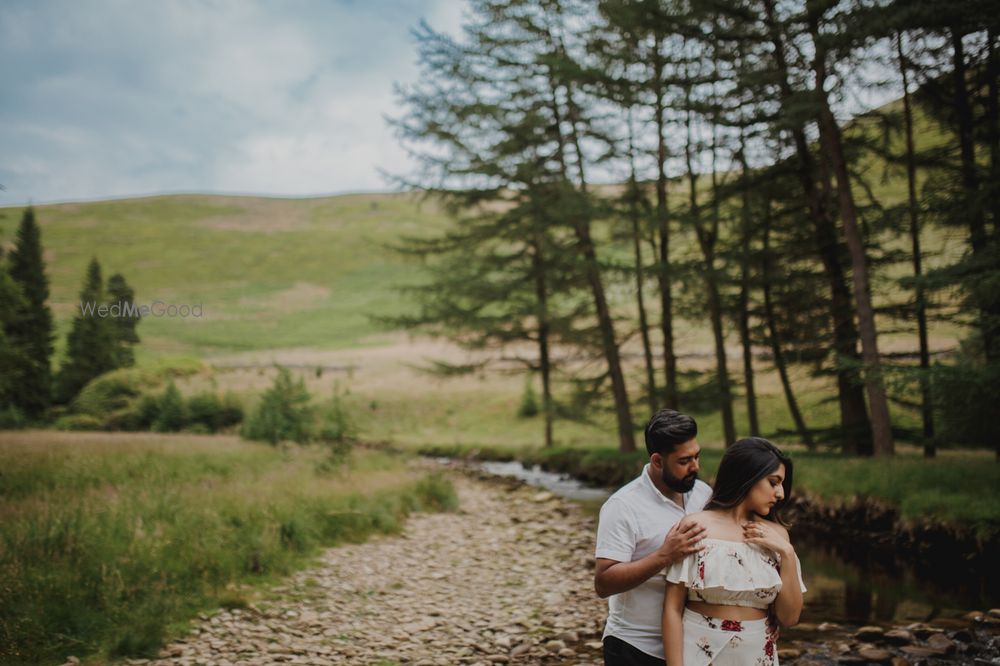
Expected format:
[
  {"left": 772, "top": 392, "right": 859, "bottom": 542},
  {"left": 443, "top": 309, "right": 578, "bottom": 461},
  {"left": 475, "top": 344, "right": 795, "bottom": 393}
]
[{"left": 685, "top": 600, "right": 768, "bottom": 621}]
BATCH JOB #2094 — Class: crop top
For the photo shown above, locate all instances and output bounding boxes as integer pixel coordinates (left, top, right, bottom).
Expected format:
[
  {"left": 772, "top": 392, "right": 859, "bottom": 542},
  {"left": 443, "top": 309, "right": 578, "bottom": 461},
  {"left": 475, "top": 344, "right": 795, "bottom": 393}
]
[{"left": 664, "top": 538, "right": 807, "bottom": 610}]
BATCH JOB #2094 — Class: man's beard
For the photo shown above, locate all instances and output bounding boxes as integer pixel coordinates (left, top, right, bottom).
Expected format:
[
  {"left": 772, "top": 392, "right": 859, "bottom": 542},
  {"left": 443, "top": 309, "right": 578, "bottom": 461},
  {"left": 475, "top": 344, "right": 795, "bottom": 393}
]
[{"left": 662, "top": 467, "right": 697, "bottom": 493}]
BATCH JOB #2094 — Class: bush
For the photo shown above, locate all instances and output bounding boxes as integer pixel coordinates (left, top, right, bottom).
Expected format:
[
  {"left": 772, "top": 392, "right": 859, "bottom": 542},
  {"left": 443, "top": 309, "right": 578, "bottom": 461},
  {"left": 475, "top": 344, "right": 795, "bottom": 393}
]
[
  {"left": 517, "top": 377, "right": 539, "bottom": 418},
  {"left": 153, "top": 382, "right": 187, "bottom": 432},
  {"left": 187, "top": 391, "right": 221, "bottom": 432},
  {"left": 241, "top": 367, "right": 314, "bottom": 445},
  {"left": 216, "top": 392, "right": 244, "bottom": 430},
  {"left": 53, "top": 413, "right": 105, "bottom": 431},
  {"left": 317, "top": 384, "right": 353, "bottom": 443},
  {"left": 0, "top": 405, "right": 26, "bottom": 429},
  {"left": 934, "top": 360, "right": 1000, "bottom": 449}
]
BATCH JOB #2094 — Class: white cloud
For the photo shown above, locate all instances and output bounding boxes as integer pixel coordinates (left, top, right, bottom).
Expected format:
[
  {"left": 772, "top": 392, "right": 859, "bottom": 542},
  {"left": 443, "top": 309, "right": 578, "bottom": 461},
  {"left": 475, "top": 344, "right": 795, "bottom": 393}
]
[{"left": 0, "top": 0, "right": 467, "bottom": 204}]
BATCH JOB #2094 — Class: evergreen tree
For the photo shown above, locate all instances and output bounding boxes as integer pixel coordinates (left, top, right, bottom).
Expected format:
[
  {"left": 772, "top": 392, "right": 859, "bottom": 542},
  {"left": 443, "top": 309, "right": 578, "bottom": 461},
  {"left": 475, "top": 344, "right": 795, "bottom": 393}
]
[
  {"left": 0, "top": 249, "right": 30, "bottom": 422},
  {"left": 106, "top": 273, "right": 140, "bottom": 368},
  {"left": 6, "top": 207, "right": 54, "bottom": 419},
  {"left": 55, "top": 258, "right": 117, "bottom": 404}
]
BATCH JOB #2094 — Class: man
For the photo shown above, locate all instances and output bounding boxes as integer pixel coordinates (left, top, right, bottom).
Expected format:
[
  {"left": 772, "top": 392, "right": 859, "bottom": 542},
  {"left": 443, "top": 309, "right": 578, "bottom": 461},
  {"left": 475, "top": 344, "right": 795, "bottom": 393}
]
[{"left": 594, "top": 409, "right": 710, "bottom": 665}]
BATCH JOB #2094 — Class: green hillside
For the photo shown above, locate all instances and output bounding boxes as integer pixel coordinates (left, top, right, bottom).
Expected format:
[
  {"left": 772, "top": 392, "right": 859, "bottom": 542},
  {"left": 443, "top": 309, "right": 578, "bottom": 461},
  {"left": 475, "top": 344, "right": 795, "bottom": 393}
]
[{"left": 0, "top": 193, "right": 452, "bottom": 359}]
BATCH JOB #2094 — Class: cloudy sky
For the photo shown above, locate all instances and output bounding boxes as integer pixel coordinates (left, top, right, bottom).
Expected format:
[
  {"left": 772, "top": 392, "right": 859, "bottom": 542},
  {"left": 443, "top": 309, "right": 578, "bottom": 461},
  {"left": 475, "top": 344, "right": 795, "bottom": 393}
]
[{"left": 0, "top": 0, "right": 464, "bottom": 205}]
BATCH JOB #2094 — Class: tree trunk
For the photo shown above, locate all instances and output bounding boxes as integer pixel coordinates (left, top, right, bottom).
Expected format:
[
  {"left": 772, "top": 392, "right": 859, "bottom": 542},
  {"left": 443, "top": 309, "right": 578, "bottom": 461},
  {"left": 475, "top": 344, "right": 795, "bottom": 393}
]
[
  {"left": 737, "top": 137, "right": 761, "bottom": 436},
  {"left": 897, "top": 32, "right": 935, "bottom": 456},
  {"left": 763, "top": 209, "right": 814, "bottom": 449},
  {"left": 529, "top": 235, "right": 555, "bottom": 448},
  {"left": 627, "top": 110, "right": 658, "bottom": 416},
  {"left": 545, "top": 54, "right": 635, "bottom": 452},
  {"left": 989, "top": 30, "right": 1000, "bottom": 233},
  {"left": 810, "top": 16, "right": 894, "bottom": 457},
  {"left": 685, "top": 94, "right": 736, "bottom": 447},
  {"left": 653, "top": 39, "right": 679, "bottom": 410},
  {"left": 763, "top": 0, "right": 872, "bottom": 455},
  {"left": 951, "top": 28, "right": 987, "bottom": 254}
]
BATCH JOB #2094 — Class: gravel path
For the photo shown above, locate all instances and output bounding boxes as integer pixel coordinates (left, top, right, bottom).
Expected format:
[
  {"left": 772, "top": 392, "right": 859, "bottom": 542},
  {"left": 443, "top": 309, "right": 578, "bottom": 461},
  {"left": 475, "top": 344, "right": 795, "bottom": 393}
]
[{"left": 140, "top": 471, "right": 608, "bottom": 666}]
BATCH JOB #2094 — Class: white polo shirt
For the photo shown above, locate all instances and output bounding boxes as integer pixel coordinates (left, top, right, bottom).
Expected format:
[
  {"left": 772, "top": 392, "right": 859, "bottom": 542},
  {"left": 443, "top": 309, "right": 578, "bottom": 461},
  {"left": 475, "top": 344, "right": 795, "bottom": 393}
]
[{"left": 595, "top": 464, "right": 712, "bottom": 660}]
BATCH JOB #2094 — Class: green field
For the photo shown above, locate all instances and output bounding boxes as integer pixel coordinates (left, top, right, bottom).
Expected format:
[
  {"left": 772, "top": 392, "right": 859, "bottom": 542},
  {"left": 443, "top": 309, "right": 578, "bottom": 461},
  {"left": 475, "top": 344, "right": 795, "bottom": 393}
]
[{"left": 0, "top": 431, "right": 457, "bottom": 664}]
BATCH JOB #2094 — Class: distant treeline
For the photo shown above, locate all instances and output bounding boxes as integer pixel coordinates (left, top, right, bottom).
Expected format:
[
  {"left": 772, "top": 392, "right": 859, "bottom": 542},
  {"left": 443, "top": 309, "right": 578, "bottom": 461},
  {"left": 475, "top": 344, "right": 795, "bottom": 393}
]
[{"left": 388, "top": 0, "right": 1000, "bottom": 457}]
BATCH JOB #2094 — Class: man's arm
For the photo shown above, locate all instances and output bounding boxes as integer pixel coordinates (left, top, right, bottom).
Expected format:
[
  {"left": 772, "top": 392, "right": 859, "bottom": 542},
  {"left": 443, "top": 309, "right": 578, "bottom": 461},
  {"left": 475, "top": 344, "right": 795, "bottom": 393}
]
[{"left": 594, "top": 520, "right": 705, "bottom": 598}]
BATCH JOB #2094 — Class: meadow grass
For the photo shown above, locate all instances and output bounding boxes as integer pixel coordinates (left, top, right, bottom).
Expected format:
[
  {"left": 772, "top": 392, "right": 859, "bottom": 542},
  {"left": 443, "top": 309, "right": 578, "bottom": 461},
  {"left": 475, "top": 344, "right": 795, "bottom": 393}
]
[{"left": 0, "top": 431, "right": 457, "bottom": 665}]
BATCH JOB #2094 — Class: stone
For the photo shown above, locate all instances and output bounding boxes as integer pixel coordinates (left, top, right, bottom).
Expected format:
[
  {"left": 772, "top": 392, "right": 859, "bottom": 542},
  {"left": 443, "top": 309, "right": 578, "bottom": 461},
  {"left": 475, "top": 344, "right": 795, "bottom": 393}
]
[
  {"left": 926, "top": 633, "right": 956, "bottom": 655},
  {"left": 855, "top": 626, "right": 885, "bottom": 640},
  {"left": 883, "top": 629, "right": 914, "bottom": 645},
  {"left": 509, "top": 644, "right": 532, "bottom": 658},
  {"left": 857, "top": 647, "right": 894, "bottom": 662},
  {"left": 900, "top": 645, "right": 939, "bottom": 658},
  {"left": 777, "top": 648, "right": 803, "bottom": 659},
  {"left": 818, "top": 622, "right": 844, "bottom": 631},
  {"left": 556, "top": 630, "right": 580, "bottom": 643},
  {"left": 952, "top": 628, "right": 974, "bottom": 643},
  {"left": 889, "top": 658, "right": 909, "bottom": 666},
  {"left": 988, "top": 608, "right": 1000, "bottom": 618},
  {"left": 544, "top": 640, "right": 566, "bottom": 652}
]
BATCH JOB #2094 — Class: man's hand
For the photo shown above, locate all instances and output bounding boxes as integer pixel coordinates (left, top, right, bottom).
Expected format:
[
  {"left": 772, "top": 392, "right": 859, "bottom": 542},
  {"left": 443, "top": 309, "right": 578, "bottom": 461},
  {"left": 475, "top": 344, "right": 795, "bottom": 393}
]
[{"left": 658, "top": 519, "right": 706, "bottom": 565}]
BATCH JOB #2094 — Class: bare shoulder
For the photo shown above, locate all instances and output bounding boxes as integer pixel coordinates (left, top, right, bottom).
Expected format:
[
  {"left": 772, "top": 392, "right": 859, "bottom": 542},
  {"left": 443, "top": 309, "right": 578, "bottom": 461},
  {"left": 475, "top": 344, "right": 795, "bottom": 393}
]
[
  {"left": 769, "top": 520, "right": 791, "bottom": 541},
  {"left": 678, "top": 511, "right": 716, "bottom": 529}
]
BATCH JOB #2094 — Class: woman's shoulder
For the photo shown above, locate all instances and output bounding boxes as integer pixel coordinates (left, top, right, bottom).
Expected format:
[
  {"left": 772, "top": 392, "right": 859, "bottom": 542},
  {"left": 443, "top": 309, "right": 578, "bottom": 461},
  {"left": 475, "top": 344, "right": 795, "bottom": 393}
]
[
  {"left": 678, "top": 510, "right": 716, "bottom": 527},
  {"left": 762, "top": 519, "right": 790, "bottom": 540}
]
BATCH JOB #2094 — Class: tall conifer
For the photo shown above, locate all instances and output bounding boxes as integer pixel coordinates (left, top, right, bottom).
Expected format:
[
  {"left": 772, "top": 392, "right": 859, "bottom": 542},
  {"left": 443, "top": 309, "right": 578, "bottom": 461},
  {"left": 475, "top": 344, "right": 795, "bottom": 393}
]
[{"left": 6, "top": 207, "right": 54, "bottom": 419}]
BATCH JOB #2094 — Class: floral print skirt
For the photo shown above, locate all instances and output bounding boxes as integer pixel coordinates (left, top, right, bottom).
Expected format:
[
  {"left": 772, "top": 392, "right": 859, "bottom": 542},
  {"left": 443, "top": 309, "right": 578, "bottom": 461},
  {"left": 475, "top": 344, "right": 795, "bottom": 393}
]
[{"left": 681, "top": 609, "right": 778, "bottom": 666}]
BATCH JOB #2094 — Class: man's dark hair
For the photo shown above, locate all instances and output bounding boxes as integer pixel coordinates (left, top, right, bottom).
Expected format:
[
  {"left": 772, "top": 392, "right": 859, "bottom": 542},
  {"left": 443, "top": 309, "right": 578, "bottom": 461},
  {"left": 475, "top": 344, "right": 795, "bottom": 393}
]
[
  {"left": 644, "top": 409, "right": 698, "bottom": 456},
  {"left": 704, "top": 437, "right": 794, "bottom": 526}
]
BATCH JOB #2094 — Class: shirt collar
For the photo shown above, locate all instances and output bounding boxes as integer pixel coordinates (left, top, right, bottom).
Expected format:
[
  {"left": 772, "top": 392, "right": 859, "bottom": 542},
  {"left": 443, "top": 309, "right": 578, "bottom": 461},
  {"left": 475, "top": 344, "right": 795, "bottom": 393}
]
[{"left": 641, "top": 462, "right": 690, "bottom": 507}]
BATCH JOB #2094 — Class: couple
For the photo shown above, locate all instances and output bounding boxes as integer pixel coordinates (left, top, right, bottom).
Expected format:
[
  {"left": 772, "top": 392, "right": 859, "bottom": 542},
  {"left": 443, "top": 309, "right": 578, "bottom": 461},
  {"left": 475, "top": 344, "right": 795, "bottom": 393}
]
[{"left": 595, "top": 409, "right": 807, "bottom": 665}]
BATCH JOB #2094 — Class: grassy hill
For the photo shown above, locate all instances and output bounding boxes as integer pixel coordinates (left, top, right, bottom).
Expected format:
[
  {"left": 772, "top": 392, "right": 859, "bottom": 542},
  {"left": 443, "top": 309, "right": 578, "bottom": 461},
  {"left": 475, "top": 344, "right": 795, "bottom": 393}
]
[{"left": 0, "top": 193, "right": 452, "bottom": 359}]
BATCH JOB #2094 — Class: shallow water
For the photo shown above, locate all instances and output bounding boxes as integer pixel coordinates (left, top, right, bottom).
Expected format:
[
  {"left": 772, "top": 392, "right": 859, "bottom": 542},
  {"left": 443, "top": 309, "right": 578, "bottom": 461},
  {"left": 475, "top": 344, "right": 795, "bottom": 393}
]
[{"left": 468, "top": 459, "right": 999, "bottom": 625}]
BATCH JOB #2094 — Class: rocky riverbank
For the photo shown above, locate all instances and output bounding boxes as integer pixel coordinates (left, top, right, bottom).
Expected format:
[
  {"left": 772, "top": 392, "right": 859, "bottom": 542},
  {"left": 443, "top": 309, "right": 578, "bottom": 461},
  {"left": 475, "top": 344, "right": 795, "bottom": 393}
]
[
  {"left": 89, "top": 464, "right": 1000, "bottom": 666},
  {"left": 114, "top": 468, "right": 608, "bottom": 666}
]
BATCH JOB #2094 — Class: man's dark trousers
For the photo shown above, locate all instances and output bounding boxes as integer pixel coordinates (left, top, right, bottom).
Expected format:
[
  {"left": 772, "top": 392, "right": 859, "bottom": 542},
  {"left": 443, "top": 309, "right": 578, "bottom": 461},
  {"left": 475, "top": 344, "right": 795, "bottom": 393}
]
[{"left": 602, "top": 636, "right": 666, "bottom": 666}]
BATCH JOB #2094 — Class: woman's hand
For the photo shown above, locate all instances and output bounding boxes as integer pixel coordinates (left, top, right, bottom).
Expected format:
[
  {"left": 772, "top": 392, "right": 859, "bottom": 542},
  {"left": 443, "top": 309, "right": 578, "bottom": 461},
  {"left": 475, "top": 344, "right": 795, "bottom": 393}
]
[{"left": 742, "top": 520, "right": 793, "bottom": 558}]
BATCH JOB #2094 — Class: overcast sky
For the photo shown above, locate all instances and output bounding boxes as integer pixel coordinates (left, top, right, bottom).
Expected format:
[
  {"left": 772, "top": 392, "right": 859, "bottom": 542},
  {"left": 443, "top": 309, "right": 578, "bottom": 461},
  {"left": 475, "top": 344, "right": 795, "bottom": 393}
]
[{"left": 0, "top": 0, "right": 464, "bottom": 205}]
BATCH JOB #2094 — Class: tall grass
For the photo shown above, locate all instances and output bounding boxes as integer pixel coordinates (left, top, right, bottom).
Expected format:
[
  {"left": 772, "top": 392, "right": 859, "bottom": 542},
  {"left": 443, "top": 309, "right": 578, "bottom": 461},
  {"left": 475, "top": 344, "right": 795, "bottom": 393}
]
[{"left": 0, "top": 432, "right": 457, "bottom": 665}]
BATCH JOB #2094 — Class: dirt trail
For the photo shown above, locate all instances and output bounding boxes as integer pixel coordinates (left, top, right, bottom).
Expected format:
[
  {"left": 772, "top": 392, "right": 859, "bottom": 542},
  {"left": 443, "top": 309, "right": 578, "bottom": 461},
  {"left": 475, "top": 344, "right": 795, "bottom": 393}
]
[{"left": 139, "top": 471, "right": 608, "bottom": 666}]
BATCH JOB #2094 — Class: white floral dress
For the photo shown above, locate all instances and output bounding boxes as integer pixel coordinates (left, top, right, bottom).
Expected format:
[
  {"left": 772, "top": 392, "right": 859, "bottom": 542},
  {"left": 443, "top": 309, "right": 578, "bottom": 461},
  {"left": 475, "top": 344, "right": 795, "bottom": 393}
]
[{"left": 664, "top": 538, "right": 806, "bottom": 666}]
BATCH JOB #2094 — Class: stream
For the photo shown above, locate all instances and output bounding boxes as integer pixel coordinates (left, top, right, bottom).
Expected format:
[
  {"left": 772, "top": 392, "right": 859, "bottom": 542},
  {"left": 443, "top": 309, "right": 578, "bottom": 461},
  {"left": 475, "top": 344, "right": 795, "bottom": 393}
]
[{"left": 471, "top": 459, "right": 1000, "bottom": 664}]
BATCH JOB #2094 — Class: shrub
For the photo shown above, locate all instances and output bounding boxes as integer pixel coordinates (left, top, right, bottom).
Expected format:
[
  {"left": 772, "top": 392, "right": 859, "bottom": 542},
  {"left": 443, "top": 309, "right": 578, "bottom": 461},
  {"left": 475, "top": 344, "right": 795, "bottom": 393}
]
[
  {"left": 153, "top": 382, "right": 187, "bottom": 432},
  {"left": 317, "top": 384, "right": 353, "bottom": 443},
  {"left": 53, "top": 413, "right": 105, "bottom": 431},
  {"left": 241, "top": 367, "right": 313, "bottom": 445},
  {"left": 187, "top": 391, "right": 221, "bottom": 432},
  {"left": 216, "top": 392, "right": 244, "bottom": 429},
  {"left": 934, "top": 360, "right": 1000, "bottom": 449},
  {"left": 0, "top": 405, "right": 26, "bottom": 429},
  {"left": 517, "top": 377, "right": 539, "bottom": 418}
]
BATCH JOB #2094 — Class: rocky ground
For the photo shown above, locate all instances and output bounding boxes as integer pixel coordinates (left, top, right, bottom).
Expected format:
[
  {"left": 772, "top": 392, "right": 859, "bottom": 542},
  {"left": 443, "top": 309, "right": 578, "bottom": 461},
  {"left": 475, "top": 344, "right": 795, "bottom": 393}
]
[
  {"left": 127, "top": 469, "right": 609, "bottom": 666},
  {"left": 84, "top": 465, "right": 1000, "bottom": 666}
]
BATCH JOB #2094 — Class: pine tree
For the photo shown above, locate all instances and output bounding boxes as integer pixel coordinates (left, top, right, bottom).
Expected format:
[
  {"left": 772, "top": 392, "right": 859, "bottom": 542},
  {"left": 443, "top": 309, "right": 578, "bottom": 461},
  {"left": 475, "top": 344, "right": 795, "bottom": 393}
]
[
  {"left": 6, "top": 207, "right": 54, "bottom": 419},
  {"left": 0, "top": 248, "right": 30, "bottom": 422},
  {"left": 106, "top": 273, "right": 140, "bottom": 368},
  {"left": 55, "top": 258, "right": 117, "bottom": 404}
]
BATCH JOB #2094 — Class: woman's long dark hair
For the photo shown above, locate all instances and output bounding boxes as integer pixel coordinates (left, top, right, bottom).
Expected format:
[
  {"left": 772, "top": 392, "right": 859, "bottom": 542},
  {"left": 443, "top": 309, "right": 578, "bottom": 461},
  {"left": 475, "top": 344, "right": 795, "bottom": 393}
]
[{"left": 704, "top": 437, "right": 794, "bottom": 526}]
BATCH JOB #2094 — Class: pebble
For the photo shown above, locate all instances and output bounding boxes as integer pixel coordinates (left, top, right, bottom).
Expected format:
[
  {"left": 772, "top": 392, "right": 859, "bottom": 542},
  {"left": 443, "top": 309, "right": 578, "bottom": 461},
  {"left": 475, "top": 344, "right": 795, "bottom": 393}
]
[
  {"left": 143, "top": 474, "right": 607, "bottom": 665},
  {"left": 857, "top": 647, "right": 894, "bottom": 662}
]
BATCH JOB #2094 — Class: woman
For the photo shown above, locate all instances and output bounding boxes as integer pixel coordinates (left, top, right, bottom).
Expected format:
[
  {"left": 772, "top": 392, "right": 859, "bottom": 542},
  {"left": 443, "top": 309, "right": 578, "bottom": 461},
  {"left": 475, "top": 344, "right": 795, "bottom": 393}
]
[{"left": 662, "top": 437, "right": 806, "bottom": 665}]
